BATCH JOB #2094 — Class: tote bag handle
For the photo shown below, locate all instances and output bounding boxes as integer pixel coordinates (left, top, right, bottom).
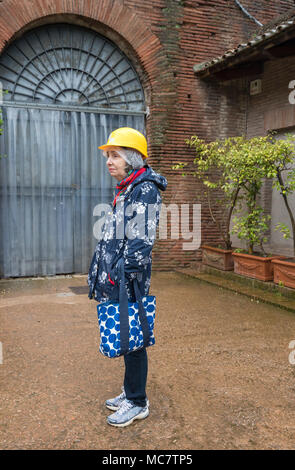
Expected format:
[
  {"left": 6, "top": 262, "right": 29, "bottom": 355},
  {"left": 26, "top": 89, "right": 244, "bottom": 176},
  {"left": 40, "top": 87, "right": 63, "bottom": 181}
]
[{"left": 118, "top": 258, "right": 150, "bottom": 355}]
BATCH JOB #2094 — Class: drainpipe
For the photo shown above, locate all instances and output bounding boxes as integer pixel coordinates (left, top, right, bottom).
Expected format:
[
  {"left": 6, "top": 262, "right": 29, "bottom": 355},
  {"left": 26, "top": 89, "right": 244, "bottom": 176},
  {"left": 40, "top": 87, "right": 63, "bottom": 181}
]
[{"left": 234, "top": 0, "right": 263, "bottom": 27}]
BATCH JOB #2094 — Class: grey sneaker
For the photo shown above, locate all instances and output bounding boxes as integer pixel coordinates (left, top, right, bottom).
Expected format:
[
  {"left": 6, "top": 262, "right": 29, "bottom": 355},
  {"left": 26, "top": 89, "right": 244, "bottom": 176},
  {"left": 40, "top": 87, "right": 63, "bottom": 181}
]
[
  {"left": 107, "top": 399, "right": 149, "bottom": 427},
  {"left": 105, "top": 387, "right": 126, "bottom": 411}
]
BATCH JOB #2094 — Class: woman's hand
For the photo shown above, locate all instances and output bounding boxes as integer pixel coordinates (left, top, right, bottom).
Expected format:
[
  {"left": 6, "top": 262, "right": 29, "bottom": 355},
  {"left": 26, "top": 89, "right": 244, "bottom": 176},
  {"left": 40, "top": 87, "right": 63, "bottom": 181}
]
[{"left": 102, "top": 274, "right": 116, "bottom": 297}]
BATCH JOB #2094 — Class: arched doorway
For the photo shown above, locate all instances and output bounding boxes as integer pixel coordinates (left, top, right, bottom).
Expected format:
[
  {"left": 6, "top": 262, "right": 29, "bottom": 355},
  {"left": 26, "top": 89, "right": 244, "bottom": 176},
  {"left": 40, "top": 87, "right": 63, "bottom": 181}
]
[{"left": 0, "top": 23, "right": 146, "bottom": 277}]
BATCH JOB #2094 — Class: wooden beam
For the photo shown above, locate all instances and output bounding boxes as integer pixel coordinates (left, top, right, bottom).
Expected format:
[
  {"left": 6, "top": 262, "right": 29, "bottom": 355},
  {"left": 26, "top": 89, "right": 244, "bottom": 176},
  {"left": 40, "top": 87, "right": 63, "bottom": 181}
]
[
  {"left": 212, "top": 62, "right": 264, "bottom": 81},
  {"left": 266, "top": 39, "right": 295, "bottom": 58}
]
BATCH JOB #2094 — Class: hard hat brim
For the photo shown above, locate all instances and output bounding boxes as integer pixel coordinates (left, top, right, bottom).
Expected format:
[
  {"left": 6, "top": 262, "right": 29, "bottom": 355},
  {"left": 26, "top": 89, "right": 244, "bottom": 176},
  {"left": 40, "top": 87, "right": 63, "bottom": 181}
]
[{"left": 97, "top": 144, "right": 148, "bottom": 159}]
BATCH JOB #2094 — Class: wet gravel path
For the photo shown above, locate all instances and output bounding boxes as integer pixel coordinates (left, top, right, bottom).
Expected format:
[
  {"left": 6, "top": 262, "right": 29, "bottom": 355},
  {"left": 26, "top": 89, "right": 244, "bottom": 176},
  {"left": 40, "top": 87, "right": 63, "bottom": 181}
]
[{"left": 1, "top": 272, "right": 295, "bottom": 450}]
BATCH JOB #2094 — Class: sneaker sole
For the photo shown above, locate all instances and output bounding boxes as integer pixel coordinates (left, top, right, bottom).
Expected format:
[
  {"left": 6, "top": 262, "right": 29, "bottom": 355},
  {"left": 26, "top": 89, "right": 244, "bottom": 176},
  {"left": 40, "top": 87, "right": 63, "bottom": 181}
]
[
  {"left": 105, "top": 403, "right": 122, "bottom": 411},
  {"left": 107, "top": 408, "right": 149, "bottom": 427},
  {"left": 105, "top": 399, "right": 149, "bottom": 412}
]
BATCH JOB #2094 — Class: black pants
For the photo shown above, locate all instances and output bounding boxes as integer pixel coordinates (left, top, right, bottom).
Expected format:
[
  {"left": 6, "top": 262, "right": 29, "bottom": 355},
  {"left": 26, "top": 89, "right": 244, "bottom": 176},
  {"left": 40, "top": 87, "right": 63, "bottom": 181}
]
[{"left": 124, "top": 347, "right": 148, "bottom": 407}]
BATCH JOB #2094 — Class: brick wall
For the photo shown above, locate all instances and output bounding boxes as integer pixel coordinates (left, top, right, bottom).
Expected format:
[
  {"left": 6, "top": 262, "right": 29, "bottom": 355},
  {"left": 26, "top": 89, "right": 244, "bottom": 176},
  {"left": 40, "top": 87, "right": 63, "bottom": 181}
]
[
  {"left": 247, "top": 57, "right": 295, "bottom": 137},
  {"left": 0, "top": 0, "right": 293, "bottom": 270},
  {"left": 207, "top": 56, "right": 295, "bottom": 140},
  {"left": 199, "top": 52, "right": 295, "bottom": 254},
  {"left": 245, "top": 57, "right": 295, "bottom": 256}
]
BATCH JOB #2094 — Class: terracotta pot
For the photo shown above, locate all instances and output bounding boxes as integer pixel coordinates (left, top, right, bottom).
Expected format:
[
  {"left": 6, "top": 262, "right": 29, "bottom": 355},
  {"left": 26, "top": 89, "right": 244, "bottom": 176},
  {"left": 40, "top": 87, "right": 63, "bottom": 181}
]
[
  {"left": 202, "top": 244, "right": 235, "bottom": 271},
  {"left": 271, "top": 258, "right": 295, "bottom": 289},
  {"left": 232, "top": 252, "right": 284, "bottom": 281}
]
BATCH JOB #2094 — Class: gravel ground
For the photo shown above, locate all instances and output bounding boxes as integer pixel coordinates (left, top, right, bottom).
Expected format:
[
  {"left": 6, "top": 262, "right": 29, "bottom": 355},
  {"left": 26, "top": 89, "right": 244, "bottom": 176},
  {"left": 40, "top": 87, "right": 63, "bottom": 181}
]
[{"left": 1, "top": 271, "right": 295, "bottom": 450}]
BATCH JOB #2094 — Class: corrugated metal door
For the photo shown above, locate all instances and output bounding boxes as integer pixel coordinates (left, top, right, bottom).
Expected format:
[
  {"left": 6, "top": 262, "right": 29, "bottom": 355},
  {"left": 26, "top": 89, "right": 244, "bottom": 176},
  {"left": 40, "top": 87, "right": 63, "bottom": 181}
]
[{"left": 0, "top": 23, "right": 145, "bottom": 277}]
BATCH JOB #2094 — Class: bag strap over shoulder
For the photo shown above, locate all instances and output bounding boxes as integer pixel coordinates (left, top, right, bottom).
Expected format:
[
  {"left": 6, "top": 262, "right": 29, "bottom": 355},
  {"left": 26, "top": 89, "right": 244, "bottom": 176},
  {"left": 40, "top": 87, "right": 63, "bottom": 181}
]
[
  {"left": 118, "top": 259, "right": 150, "bottom": 355},
  {"left": 118, "top": 259, "right": 129, "bottom": 355},
  {"left": 133, "top": 277, "right": 150, "bottom": 349}
]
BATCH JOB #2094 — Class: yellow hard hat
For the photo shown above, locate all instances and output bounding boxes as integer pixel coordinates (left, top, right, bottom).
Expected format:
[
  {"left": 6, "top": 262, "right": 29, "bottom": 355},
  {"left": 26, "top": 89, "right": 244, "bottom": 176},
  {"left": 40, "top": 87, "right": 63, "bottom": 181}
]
[{"left": 98, "top": 127, "right": 148, "bottom": 159}]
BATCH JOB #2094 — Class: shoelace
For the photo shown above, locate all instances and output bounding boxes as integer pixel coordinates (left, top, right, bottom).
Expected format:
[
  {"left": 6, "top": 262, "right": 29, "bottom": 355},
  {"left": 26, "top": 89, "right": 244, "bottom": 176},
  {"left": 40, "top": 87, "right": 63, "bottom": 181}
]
[{"left": 116, "top": 399, "right": 133, "bottom": 415}]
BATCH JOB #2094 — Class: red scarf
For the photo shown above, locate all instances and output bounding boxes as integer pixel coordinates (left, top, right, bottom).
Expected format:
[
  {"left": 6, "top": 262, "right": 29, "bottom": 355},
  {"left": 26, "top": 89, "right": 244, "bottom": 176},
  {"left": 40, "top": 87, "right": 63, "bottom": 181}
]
[{"left": 113, "top": 167, "right": 146, "bottom": 207}]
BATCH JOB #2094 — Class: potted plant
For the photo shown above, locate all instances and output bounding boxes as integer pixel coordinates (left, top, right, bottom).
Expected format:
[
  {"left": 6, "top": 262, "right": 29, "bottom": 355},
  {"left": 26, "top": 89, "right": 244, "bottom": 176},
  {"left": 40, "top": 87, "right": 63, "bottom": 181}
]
[
  {"left": 230, "top": 135, "right": 287, "bottom": 281},
  {"left": 266, "top": 133, "right": 295, "bottom": 288},
  {"left": 173, "top": 135, "right": 247, "bottom": 270},
  {"left": 231, "top": 205, "right": 283, "bottom": 281}
]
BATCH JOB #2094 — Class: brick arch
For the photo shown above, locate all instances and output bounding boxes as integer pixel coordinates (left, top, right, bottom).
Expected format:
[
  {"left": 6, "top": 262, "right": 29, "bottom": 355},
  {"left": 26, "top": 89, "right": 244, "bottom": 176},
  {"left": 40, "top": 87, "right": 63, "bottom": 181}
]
[
  {"left": 0, "top": 1, "right": 177, "bottom": 188},
  {"left": 0, "top": 1, "right": 182, "bottom": 271},
  {"left": 0, "top": 0, "right": 177, "bottom": 161},
  {"left": 0, "top": 0, "right": 163, "bottom": 92}
]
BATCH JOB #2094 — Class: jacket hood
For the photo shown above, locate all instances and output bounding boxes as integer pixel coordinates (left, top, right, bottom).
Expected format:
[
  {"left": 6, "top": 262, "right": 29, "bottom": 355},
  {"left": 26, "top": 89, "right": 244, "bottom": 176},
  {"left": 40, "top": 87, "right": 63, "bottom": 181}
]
[{"left": 133, "top": 165, "right": 167, "bottom": 191}]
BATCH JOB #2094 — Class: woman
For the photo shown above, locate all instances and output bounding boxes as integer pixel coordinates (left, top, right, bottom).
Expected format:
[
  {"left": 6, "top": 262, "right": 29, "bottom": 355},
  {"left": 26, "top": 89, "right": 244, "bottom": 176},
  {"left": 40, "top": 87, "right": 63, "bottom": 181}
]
[{"left": 88, "top": 127, "right": 167, "bottom": 427}]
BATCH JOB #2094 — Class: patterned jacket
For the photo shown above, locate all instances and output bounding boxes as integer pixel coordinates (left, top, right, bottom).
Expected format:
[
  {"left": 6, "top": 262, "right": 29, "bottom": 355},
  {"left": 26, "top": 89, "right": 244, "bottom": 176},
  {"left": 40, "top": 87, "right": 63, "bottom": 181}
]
[{"left": 87, "top": 165, "right": 167, "bottom": 302}]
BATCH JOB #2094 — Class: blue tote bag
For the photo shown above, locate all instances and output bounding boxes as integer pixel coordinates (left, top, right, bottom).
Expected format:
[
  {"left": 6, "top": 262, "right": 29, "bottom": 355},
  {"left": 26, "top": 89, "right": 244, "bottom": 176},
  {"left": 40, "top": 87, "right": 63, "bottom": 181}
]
[{"left": 97, "top": 260, "right": 156, "bottom": 358}]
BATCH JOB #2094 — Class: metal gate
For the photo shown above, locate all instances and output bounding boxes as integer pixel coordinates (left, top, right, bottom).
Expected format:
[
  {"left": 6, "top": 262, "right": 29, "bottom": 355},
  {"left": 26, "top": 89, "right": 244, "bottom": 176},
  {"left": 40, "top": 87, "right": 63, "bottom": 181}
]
[{"left": 0, "top": 23, "right": 146, "bottom": 277}]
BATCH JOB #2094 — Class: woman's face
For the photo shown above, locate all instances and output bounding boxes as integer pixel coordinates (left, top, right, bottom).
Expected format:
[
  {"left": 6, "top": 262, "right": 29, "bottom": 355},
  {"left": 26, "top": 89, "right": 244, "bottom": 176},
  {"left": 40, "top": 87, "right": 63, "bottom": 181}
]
[{"left": 106, "top": 148, "right": 128, "bottom": 181}]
